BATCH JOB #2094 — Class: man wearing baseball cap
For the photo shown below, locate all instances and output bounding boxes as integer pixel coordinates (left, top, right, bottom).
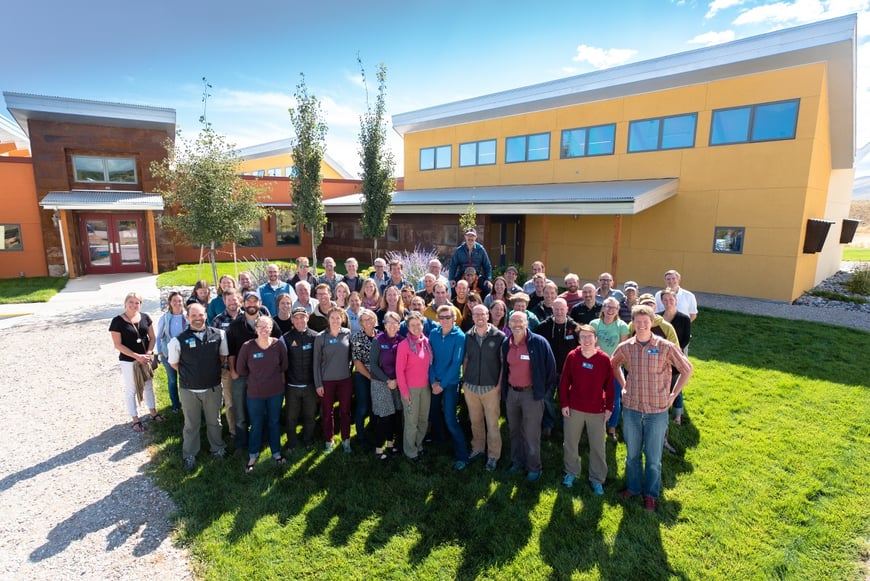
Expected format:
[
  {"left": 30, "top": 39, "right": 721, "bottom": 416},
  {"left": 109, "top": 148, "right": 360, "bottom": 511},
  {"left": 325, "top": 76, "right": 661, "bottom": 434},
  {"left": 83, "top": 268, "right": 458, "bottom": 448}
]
[{"left": 449, "top": 228, "right": 493, "bottom": 292}]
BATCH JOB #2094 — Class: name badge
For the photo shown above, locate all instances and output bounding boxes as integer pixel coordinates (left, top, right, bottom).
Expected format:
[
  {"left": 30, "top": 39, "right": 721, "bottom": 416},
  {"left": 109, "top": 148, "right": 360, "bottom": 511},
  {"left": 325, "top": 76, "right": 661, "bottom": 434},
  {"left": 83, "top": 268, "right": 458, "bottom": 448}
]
[
  {"left": 565, "top": 334, "right": 574, "bottom": 341},
  {"left": 648, "top": 348, "right": 659, "bottom": 355},
  {"left": 520, "top": 354, "right": 530, "bottom": 361},
  {"left": 582, "top": 362, "right": 593, "bottom": 369},
  {"left": 186, "top": 338, "right": 197, "bottom": 347},
  {"left": 302, "top": 343, "right": 312, "bottom": 351},
  {"left": 381, "top": 344, "right": 392, "bottom": 350},
  {"left": 329, "top": 338, "right": 338, "bottom": 345},
  {"left": 253, "top": 352, "right": 264, "bottom": 359}
]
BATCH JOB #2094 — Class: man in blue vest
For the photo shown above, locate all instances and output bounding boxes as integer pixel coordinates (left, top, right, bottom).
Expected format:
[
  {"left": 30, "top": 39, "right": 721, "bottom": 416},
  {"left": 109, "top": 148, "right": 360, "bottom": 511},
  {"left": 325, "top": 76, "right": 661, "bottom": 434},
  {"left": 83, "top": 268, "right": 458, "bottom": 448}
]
[{"left": 168, "top": 303, "right": 228, "bottom": 472}]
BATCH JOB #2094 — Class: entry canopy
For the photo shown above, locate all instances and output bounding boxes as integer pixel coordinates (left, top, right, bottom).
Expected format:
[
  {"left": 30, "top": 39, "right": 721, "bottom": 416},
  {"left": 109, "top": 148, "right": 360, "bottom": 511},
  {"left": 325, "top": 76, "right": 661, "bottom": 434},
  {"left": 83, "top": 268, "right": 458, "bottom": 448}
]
[
  {"left": 39, "top": 190, "right": 165, "bottom": 211},
  {"left": 324, "top": 178, "right": 678, "bottom": 215}
]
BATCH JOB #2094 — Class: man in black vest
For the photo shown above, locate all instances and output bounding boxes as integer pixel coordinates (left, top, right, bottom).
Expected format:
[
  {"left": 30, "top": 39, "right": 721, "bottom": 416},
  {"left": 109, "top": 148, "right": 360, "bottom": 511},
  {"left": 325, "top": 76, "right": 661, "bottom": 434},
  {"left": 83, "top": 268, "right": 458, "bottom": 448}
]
[
  {"left": 281, "top": 307, "right": 319, "bottom": 451},
  {"left": 168, "top": 302, "right": 228, "bottom": 472}
]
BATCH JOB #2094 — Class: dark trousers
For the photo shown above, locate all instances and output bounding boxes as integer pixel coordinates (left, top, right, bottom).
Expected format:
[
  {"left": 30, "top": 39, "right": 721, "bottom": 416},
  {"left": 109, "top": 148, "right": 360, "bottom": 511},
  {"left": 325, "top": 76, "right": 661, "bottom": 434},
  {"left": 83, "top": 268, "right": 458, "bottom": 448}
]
[{"left": 285, "top": 385, "right": 318, "bottom": 448}]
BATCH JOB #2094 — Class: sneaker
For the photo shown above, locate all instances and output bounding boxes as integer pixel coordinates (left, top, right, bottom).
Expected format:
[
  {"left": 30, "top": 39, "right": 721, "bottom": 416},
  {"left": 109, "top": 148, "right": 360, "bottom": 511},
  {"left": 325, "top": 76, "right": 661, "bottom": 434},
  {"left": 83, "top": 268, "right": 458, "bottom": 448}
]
[
  {"left": 644, "top": 495, "right": 658, "bottom": 512},
  {"left": 591, "top": 482, "right": 605, "bottom": 495},
  {"left": 562, "top": 473, "right": 576, "bottom": 488},
  {"left": 485, "top": 458, "right": 497, "bottom": 471},
  {"left": 408, "top": 455, "right": 424, "bottom": 465},
  {"left": 619, "top": 488, "right": 636, "bottom": 499},
  {"left": 182, "top": 457, "right": 196, "bottom": 472},
  {"left": 211, "top": 449, "right": 227, "bottom": 460},
  {"left": 468, "top": 450, "right": 484, "bottom": 462},
  {"left": 453, "top": 460, "right": 468, "bottom": 471},
  {"left": 342, "top": 440, "right": 352, "bottom": 454},
  {"left": 526, "top": 470, "right": 542, "bottom": 482},
  {"left": 507, "top": 464, "right": 522, "bottom": 474},
  {"left": 324, "top": 441, "right": 335, "bottom": 453}
]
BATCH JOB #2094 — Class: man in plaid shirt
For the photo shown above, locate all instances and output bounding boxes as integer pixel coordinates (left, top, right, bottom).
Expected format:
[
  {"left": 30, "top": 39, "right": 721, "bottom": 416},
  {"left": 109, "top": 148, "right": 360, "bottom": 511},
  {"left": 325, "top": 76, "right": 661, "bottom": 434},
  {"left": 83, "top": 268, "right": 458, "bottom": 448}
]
[{"left": 611, "top": 304, "right": 693, "bottom": 512}]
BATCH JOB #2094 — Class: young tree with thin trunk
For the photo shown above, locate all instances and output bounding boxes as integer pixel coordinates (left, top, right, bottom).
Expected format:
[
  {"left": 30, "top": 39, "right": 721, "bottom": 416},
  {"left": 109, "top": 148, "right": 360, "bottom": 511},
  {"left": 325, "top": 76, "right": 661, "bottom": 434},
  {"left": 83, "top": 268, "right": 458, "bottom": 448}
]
[
  {"left": 358, "top": 58, "right": 395, "bottom": 260},
  {"left": 289, "top": 73, "right": 328, "bottom": 270},
  {"left": 151, "top": 127, "right": 266, "bottom": 287}
]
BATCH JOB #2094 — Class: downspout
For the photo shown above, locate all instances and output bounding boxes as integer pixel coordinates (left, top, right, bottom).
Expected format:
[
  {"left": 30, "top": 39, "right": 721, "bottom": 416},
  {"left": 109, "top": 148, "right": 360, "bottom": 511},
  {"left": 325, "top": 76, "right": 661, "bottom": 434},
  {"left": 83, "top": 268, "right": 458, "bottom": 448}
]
[{"left": 51, "top": 208, "right": 70, "bottom": 277}]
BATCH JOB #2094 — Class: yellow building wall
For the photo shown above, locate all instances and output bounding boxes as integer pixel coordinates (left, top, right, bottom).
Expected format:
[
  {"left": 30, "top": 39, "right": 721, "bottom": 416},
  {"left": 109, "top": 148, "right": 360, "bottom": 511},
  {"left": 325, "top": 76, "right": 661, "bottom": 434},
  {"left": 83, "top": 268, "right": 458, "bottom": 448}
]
[
  {"left": 237, "top": 153, "right": 345, "bottom": 179},
  {"left": 403, "top": 63, "right": 841, "bottom": 301}
]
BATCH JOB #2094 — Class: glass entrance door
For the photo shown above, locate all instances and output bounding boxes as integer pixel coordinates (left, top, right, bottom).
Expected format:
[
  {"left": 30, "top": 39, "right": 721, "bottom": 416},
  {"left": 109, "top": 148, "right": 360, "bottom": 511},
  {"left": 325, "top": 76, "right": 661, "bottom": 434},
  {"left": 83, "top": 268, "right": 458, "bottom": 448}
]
[
  {"left": 486, "top": 215, "right": 522, "bottom": 268},
  {"left": 80, "top": 214, "right": 145, "bottom": 274}
]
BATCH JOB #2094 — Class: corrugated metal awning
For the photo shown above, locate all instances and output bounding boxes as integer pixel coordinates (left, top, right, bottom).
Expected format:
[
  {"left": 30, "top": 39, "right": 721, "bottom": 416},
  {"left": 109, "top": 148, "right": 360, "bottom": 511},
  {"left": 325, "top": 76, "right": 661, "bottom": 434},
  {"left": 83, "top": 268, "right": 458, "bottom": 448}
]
[
  {"left": 39, "top": 190, "right": 164, "bottom": 211},
  {"left": 323, "top": 178, "right": 678, "bottom": 215}
]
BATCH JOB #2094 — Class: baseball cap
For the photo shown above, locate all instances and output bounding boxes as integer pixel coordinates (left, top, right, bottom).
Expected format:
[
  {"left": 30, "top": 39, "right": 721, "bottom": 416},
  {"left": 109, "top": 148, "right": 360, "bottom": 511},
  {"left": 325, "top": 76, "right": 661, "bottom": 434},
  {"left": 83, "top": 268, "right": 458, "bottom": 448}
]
[
  {"left": 291, "top": 306, "right": 308, "bottom": 316},
  {"left": 243, "top": 291, "right": 261, "bottom": 302},
  {"left": 465, "top": 228, "right": 477, "bottom": 236},
  {"left": 623, "top": 281, "right": 638, "bottom": 291}
]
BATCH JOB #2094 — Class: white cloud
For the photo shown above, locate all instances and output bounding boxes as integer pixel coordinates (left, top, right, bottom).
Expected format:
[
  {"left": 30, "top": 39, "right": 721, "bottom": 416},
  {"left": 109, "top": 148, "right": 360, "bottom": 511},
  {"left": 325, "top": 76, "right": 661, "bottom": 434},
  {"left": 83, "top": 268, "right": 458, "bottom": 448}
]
[
  {"left": 732, "top": 0, "right": 869, "bottom": 26},
  {"left": 571, "top": 45, "right": 638, "bottom": 69},
  {"left": 706, "top": 0, "right": 744, "bottom": 19},
  {"left": 688, "top": 30, "right": 737, "bottom": 45}
]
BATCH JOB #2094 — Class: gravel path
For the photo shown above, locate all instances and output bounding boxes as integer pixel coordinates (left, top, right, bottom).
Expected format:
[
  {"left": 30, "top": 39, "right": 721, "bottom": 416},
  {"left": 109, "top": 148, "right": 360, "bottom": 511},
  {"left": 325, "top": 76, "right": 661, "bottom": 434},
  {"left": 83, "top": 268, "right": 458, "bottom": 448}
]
[{"left": 0, "top": 275, "right": 192, "bottom": 580}]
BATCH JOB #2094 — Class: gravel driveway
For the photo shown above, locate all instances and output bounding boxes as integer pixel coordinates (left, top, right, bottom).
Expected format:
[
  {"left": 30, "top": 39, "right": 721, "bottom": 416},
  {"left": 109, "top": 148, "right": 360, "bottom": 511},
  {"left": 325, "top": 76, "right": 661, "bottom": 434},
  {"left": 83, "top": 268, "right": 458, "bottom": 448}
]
[{"left": 0, "top": 275, "right": 192, "bottom": 580}]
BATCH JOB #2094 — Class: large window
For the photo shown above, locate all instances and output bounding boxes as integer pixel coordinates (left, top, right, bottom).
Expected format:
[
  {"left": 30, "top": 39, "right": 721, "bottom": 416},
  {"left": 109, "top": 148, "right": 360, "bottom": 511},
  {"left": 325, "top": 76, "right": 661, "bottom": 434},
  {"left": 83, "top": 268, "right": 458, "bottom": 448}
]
[
  {"left": 710, "top": 99, "right": 800, "bottom": 145},
  {"left": 713, "top": 226, "right": 745, "bottom": 254},
  {"left": 459, "top": 139, "right": 497, "bottom": 167},
  {"left": 72, "top": 156, "right": 137, "bottom": 184},
  {"left": 237, "top": 216, "right": 263, "bottom": 247},
  {"left": 628, "top": 114, "right": 697, "bottom": 152},
  {"left": 560, "top": 124, "right": 616, "bottom": 158},
  {"left": 1, "top": 224, "right": 22, "bottom": 251},
  {"left": 420, "top": 145, "right": 452, "bottom": 170},
  {"left": 506, "top": 133, "right": 550, "bottom": 163},
  {"left": 275, "top": 210, "right": 300, "bottom": 246}
]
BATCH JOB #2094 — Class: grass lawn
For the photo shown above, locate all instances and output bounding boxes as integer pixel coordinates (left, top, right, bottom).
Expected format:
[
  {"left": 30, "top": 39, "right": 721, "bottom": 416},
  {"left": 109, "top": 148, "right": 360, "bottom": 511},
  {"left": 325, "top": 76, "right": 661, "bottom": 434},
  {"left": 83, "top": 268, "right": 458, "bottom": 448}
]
[
  {"left": 156, "top": 261, "right": 297, "bottom": 287},
  {"left": 0, "top": 276, "right": 68, "bottom": 304},
  {"left": 146, "top": 308, "right": 870, "bottom": 579},
  {"left": 843, "top": 247, "right": 870, "bottom": 261}
]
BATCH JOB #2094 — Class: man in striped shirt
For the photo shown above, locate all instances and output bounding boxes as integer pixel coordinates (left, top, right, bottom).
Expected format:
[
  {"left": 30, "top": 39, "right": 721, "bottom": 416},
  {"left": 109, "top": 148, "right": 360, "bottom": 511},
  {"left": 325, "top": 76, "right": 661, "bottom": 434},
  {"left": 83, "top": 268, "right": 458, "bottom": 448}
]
[{"left": 610, "top": 305, "right": 693, "bottom": 512}]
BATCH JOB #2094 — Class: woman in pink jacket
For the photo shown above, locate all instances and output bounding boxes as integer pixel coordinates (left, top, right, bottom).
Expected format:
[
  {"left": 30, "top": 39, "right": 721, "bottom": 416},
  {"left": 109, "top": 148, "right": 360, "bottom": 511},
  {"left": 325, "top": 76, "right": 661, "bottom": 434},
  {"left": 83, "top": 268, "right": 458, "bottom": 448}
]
[{"left": 396, "top": 311, "right": 432, "bottom": 463}]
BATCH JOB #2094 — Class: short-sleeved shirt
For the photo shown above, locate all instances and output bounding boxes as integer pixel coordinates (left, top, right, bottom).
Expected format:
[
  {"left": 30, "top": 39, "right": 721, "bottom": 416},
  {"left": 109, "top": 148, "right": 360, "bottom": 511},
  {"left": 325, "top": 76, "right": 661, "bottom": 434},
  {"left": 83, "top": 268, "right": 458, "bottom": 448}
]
[{"left": 109, "top": 313, "right": 152, "bottom": 362}]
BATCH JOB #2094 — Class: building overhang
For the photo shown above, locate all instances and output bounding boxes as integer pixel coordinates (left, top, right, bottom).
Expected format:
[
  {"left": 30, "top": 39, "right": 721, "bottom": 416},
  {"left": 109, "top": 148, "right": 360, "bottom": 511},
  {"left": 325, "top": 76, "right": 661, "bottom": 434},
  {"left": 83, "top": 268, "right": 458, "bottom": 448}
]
[
  {"left": 235, "top": 137, "right": 356, "bottom": 179},
  {"left": 393, "top": 15, "right": 856, "bottom": 170},
  {"left": 39, "top": 191, "right": 165, "bottom": 211},
  {"left": 324, "top": 178, "right": 678, "bottom": 215},
  {"left": 3, "top": 92, "right": 176, "bottom": 136}
]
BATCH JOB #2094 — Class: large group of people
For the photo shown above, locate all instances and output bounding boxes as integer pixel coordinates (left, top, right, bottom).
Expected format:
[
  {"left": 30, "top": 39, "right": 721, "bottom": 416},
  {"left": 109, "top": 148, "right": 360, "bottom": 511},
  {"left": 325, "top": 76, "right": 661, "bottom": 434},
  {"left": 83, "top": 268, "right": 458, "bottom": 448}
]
[{"left": 110, "top": 228, "right": 697, "bottom": 512}]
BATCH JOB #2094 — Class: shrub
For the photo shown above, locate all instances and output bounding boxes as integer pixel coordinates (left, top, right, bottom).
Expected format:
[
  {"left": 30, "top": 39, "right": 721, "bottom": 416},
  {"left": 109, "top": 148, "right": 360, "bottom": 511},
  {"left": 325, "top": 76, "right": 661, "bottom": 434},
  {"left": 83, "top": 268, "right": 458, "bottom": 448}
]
[
  {"left": 845, "top": 264, "right": 870, "bottom": 296},
  {"left": 237, "top": 257, "right": 295, "bottom": 287},
  {"left": 385, "top": 245, "right": 439, "bottom": 288}
]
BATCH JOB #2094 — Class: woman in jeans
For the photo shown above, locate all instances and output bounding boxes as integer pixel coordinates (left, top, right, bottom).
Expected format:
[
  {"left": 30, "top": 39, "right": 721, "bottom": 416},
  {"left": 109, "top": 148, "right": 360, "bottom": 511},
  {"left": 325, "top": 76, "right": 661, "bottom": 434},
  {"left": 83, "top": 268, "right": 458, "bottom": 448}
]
[
  {"left": 156, "top": 291, "right": 188, "bottom": 412},
  {"left": 236, "top": 316, "right": 288, "bottom": 472},
  {"left": 396, "top": 312, "right": 432, "bottom": 462},
  {"left": 314, "top": 307, "right": 354, "bottom": 453},
  {"left": 350, "top": 308, "right": 378, "bottom": 447}
]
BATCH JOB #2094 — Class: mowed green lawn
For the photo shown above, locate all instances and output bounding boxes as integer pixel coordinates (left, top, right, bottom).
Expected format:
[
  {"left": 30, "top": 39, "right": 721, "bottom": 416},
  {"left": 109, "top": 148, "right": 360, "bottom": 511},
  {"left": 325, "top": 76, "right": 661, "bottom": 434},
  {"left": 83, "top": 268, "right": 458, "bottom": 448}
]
[{"left": 146, "top": 308, "right": 870, "bottom": 579}]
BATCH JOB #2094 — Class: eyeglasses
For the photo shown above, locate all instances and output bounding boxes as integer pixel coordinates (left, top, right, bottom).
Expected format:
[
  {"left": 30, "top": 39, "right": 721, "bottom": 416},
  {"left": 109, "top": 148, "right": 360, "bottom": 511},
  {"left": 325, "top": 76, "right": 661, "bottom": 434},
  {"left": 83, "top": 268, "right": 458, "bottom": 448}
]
[
  {"left": 599, "top": 278, "right": 612, "bottom": 282},
  {"left": 438, "top": 315, "right": 453, "bottom": 320},
  {"left": 603, "top": 305, "right": 618, "bottom": 310}
]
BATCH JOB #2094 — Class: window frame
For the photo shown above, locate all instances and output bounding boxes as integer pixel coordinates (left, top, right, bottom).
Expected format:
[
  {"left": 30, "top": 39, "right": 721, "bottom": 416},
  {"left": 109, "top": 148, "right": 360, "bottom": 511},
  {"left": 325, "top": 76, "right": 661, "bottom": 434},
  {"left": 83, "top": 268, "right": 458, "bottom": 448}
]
[
  {"left": 0, "top": 223, "right": 23, "bottom": 251},
  {"left": 72, "top": 155, "right": 138, "bottom": 184},
  {"left": 709, "top": 99, "right": 800, "bottom": 146},
  {"left": 237, "top": 216, "right": 263, "bottom": 248},
  {"left": 505, "top": 132, "right": 551, "bottom": 163},
  {"left": 459, "top": 139, "right": 497, "bottom": 167},
  {"left": 419, "top": 145, "right": 452, "bottom": 171},
  {"left": 560, "top": 123, "right": 616, "bottom": 158},
  {"left": 387, "top": 224, "right": 400, "bottom": 242},
  {"left": 274, "top": 209, "right": 301, "bottom": 247},
  {"left": 712, "top": 226, "right": 745, "bottom": 254},
  {"left": 627, "top": 113, "right": 697, "bottom": 153}
]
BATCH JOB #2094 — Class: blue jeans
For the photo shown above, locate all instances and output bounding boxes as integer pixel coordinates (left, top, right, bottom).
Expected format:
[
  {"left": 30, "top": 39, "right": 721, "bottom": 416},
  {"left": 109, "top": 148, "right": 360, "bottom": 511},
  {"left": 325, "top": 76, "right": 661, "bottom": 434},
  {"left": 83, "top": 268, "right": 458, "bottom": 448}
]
[
  {"left": 607, "top": 378, "right": 623, "bottom": 429},
  {"left": 428, "top": 392, "right": 446, "bottom": 442},
  {"left": 162, "top": 360, "right": 180, "bottom": 410},
  {"left": 622, "top": 408, "right": 668, "bottom": 498},
  {"left": 441, "top": 384, "right": 469, "bottom": 462},
  {"left": 231, "top": 376, "right": 249, "bottom": 449},
  {"left": 353, "top": 372, "right": 371, "bottom": 441},
  {"left": 247, "top": 392, "right": 284, "bottom": 459},
  {"left": 542, "top": 383, "right": 557, "bottom": 431}
]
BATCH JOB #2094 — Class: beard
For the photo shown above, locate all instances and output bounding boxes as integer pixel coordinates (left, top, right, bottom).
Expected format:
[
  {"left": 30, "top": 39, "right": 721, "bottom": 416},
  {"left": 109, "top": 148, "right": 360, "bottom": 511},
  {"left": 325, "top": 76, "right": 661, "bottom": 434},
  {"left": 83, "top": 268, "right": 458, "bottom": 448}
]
[{"left": 245, "top": 305, "right": 260, "bottom": 315}]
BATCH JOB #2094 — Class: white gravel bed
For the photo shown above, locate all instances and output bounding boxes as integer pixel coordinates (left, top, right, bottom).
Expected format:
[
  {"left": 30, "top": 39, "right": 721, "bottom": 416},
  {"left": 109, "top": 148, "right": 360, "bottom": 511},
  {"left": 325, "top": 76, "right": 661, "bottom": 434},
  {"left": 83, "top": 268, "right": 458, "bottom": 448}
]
[{"left": 0, "top": 317, "right": 193, "bottom": 580}]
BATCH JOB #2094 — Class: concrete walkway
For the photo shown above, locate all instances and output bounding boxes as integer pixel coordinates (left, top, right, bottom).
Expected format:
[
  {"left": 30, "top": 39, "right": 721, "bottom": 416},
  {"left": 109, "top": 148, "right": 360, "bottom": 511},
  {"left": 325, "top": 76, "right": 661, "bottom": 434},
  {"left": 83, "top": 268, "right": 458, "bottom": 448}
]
[{"left": 0, "top": 273, "right": 160, "bottom": 330}]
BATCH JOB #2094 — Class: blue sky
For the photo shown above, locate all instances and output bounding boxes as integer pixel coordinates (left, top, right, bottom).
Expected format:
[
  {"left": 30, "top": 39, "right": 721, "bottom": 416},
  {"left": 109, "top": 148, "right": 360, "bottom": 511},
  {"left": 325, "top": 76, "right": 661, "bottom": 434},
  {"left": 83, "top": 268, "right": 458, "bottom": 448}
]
[{"left": 2, "top": 0, "right": 868, "bottom": 177}]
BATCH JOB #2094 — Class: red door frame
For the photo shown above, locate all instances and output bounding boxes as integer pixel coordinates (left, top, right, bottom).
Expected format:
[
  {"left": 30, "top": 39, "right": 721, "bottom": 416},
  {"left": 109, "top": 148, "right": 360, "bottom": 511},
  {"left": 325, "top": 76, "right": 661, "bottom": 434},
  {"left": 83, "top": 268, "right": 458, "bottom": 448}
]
[{"left": 79, "top": 213, "right": 146, "bottom": 274}]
